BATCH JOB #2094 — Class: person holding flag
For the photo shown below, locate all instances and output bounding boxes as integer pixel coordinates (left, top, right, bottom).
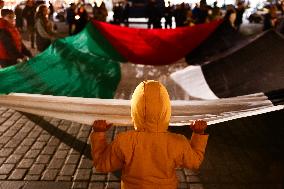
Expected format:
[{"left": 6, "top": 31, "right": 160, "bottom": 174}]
[{"left": 90, "top": 80, "right": 209, "bottom": 189}]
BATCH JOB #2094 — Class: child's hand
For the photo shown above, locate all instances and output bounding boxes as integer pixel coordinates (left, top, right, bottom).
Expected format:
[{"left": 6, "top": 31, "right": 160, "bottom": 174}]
[
  {"left": 190, "top": 120, "right": 207, "bottom": 134},
  {"left": 92, "top": 120, "right": 113, "bottom": 132}
]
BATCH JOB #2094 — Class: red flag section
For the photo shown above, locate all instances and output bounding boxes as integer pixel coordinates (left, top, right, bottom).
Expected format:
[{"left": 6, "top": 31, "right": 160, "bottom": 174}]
[{"left": 92, "top": 20, "right": 222, "bottom": 65}]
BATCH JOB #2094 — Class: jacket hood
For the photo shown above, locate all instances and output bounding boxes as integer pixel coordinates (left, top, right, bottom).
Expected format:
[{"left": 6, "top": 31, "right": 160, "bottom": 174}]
[{"left": 131, "top": 80, "right": 171, "bottom": 132}]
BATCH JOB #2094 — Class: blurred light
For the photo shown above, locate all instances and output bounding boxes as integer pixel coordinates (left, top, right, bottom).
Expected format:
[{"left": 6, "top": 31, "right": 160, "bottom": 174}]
[{"left": 75, "top": 15, "right": 80, "bottom": 20}]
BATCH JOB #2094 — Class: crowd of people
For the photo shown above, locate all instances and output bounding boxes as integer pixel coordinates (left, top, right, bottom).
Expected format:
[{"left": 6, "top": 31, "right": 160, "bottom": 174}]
[{"left": 1, "top": 0, "right": 284, "bottom": 69}]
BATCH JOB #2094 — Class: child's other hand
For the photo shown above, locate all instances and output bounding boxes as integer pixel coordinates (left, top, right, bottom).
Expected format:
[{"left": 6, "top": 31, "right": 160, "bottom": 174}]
[
  {"left": 92, "top": 120, "right": 113, "bottom": 132},
  {"left": 190, "top": 120, "right": 207, "bottom": 134}
]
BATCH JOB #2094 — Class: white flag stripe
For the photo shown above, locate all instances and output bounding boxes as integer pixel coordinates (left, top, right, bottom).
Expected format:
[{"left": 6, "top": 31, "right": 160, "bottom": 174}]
[
  {"left": 170, "top": 65, "right": 219, "bottom": 100},
  {"left": 0, "top": 93, "right": 272, "bottom": 116},
  {"left": 0, "top": 93, "right": 282, "bottom": 126}
]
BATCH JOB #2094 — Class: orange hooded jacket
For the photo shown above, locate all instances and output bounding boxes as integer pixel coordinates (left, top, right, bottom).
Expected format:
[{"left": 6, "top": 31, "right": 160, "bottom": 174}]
[{"left": 90, "top": 80, "right": 209, "bottom": 189}]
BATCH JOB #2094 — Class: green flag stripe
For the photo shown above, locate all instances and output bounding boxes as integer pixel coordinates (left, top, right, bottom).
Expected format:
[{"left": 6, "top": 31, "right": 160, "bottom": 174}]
[{"left": 0, "top": 22, "right": 122, "bottom": 99}]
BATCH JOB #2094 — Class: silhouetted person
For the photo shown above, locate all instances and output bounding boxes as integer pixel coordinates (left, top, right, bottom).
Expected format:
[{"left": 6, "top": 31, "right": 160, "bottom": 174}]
[
  {"left": 14, "top": 4, "right": 23, "bottom": 31},
  {"left": 66, "top": 3, "right": 76, "bottom": 35},
  {"left": 22, "top": 0, "right": 36, "bottom": 48},
  {"left": 164, "top": 1, "right": 173, "bottom": 28},
  {"left": 235, "top": 2, "right": 245, "bottom": 31},
  {"left": 74, "top": 5, "right": 88, "bottom": 34}
]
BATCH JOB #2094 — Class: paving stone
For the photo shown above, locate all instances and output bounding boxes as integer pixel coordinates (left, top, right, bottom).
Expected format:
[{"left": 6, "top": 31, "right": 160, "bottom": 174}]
[
  {"left": 0, "top": 164, "right": 15, "bottom": 174},
  {"left": 74, "top": 169, "right": 91, "bottom": 181},
  {"left": 77, "top": 131, "right": 90, "bottom": 138},
  {"left": 0, "top": 136, "right": 11, "bottom": 144},
  {"left": 41, "top": 169, "right": 59, "bottom": 180},
  {"left": 78, "top": 158, "right": 93, "bottom": 169},
  {"left": 27, "top": 130, "right": 41, "bottom": 138},
  {"left": 49, "top": 137, "right": 61, "bottom": 146},
  {"left": 91, "top": 174, "right": 107, "bottom": 181},
  {"left": 57, "top": 175, "right": 73, "bottom": 181},
  {"left": 184, "top": 168, "right": 198, "bottom": 176},
  {"left": 0, "top": 125, "right": 8, "bottom": 132},
  {"left": 70, "top": 149, "right": 81, "bottom": 156},
  {"left": 188, "top": 183, "right": 205, "bottom": 189},
  {"left": 5, "top": 154, "right": 23, "bottom": 164},
  {"left": 0, "top": 181, "right": 26, "bottom": 189},
  {"left": 3, "top": 130, "right": 18, "bottom": 138},
  {"left": 81, "top": 126, "right": 91, "bottom": 132},
  {"left": 54, "top": 150, "right": 68, "bottom": 159},
  {"left": 9, "top": 113, "right": 22, "bottom": 121},
  {"left": 33, "top": 126, "right": 44, "bottom": 132},
  {"left": 10, "top": 123, "right": 23, "bottom": 132},
  {"left": 68, "top": 126, "right": 81, "bottom": 135},
  {"left": 48, "top": 158, "right": 65, "bottom": 169},
  {"left": 187, "top": 175, "right": 201, "bottom": 183},
  {"left": 50, "top": 119, "right": 61, "bottom": 125},
  {"left": 78, "top": 137, "right": 88, "bottom": 143},
  {"left": 0, "top": 174, "right": 8, "bottom": 179},
  {"left": 1, "top": 112, "right": 13, "bottom": 118},
  {"left": 41, "top": 146, "right": 57, "bottom": 155},
  {"left": 0, "top": 117, "right": 7, "bottom": 124},
  {"left": 24, "top": 149, "right": 41, "bottom": 159},
  {"left": 4, "top": 139, "right": 22, "bottom": 148},
  {"left": 16, "top": 118, "right": 29, "bottom": 124},
  {"left": 37, "top": 134, "right": 51, "bottom": 142},
  {"left": 88, "top": 182, "right": 105, "bottom": 189},
  {"left": 8, "top": 169, "right": 27, "bottom": 180},
  {"left": 24, "top": 174, "right": 41, "bottom": 181},
  {"left": 0, "top": 157, "right": 6, "bottom": 164},
  {"left": 2, "top": 120, "right": 15, "bottom": 127},
  {"left": 13, "top": 132, "right": 29, "bottom": 141},
  {"left": 0, "top": 148, "right": 13, "bottom": 157},
  {"left": 35, "top": 155, "right": 51, "bottom": 164},
  {"left": 22, "top": 181, "right": 72, "bottom": 189},
  {"left": 108, "top": 173, "right": 120, "bottom": 182},
  {"left": 176, "top": 169, "right": 186, "bottom": 182},
  {"left": 28, "top": 164, "right": 45, "bottom": 175},
  {"left": 58, "top": 125, "right": 69, "bottom": 131},
  {"left": 60, "top": 164, "right": 77, "bottom": 176},
  {"left": 17, "top": 159, "right": 34, "bottom": 169},
  {"left": 178, "top": 182, "right": 190, "bottom": 189},
  {"left": 72, "top": 182, "right": 89, "bottom": 189},
  {"left": 31, "top": 141, "right": 46, "bottom": 150},
  {"left": 58, "top": 143, "right": 71, "bottom": 150},
  {"left": 24, "top": 121, "right": 36, "bottom": 128},
  {"left": 21, "top": 138, "right": 36, "bottom": 146},
  {"left": 14, "top": 146, "right": 30, "bottom": 155},
  {"left": 106, "top": 182, "right": 121, "bottom": 189},
  {"left": 66, "top": 155, "right": 80, "bottom": 164}
]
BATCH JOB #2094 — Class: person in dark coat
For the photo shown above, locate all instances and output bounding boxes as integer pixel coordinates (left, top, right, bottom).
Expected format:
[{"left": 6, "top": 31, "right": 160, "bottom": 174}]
[
  {"left": 66, "top": 3, "right": 76, "bottom": 35},
  {"left": 74, "top": 5, "right": 89, "bottom": 34},
  {"left": 235, "top": 2, "right": 245, "bottom": 31},
  {"left": 263, "top": 5, "right": 278, "bottom": 31},
  {"left": 0, "top": 9, "right": 32, "bottom": 68},
  {"left": 14, "top": 4, "right": 23, "bottom": 31},
  {"left": 22, "top": 0, "right": 36, "bottom": 48}
]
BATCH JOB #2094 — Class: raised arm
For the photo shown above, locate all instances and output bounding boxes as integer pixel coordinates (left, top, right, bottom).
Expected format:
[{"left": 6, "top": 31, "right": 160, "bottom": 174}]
[
  {"left": 89, "top": 120, "right": 123, "bottom": 172},
  {"left": 180, "top": 120, "right": 209, "bottom": 171}
]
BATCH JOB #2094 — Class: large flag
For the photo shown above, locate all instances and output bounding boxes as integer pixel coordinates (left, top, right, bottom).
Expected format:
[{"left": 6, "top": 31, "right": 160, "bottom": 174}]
[{"left": 0, "top": 20, "right": 221, "bottom": 98}]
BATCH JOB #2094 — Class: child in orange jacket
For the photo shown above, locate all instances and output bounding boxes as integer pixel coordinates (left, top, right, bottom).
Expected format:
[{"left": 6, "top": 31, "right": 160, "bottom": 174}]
[{"left": 90, "top": 80, "right": 209, "bottom": 189}]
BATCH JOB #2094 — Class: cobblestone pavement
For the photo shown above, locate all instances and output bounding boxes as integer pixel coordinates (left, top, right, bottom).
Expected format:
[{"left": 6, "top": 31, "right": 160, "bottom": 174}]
[{"left": 1, "top": 106, "right": 284, "bottom": 189}]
